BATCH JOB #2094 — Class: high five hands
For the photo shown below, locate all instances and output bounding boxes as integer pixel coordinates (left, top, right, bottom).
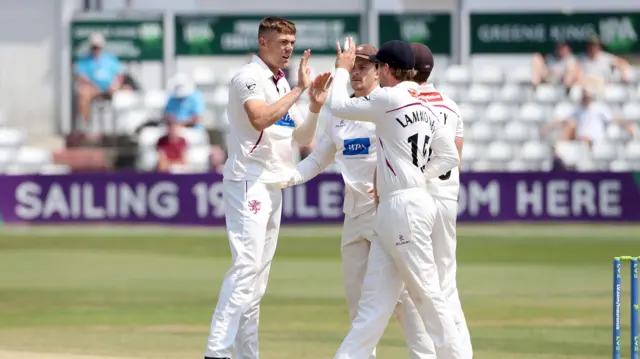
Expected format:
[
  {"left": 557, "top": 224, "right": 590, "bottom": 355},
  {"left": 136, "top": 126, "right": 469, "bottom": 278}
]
[{"left": 335, "top": 37, "right": 357, "bottom": 71}]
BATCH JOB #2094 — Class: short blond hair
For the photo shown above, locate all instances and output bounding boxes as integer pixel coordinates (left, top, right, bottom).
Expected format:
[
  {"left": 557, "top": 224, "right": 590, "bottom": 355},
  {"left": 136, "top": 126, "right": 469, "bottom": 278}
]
[{"left": 258, "top": 16, "right": 296, "bottom": 37}]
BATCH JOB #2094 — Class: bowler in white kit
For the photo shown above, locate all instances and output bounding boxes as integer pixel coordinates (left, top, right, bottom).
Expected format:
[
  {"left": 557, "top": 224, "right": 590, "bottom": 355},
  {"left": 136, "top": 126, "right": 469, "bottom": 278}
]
[
  {"left": 324, "top": 38, "right": 465, "bottom": 359},
  {"left": 411, "top": 42, "right": 473, "bottom": 359},
  {"left": 203, "top": 16, "right": 332, "bottom": 359},
  {"left": 282, "top": 43, "right": 433, "bottom": 359}
]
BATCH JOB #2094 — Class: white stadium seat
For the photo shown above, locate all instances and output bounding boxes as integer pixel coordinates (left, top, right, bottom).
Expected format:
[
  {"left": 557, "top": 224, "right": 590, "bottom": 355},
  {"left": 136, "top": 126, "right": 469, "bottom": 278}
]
[
  {"left": 485, "top": 103, "right": 513, "bottom": 123},
  {"left": 212, "top": 86, "right": 230, "bottom": 107},
  {"left": 143, "top": 89, "right": 169, "bottom": 112},
  {"left": 469, "top": 122, "right": 495, "bottom": 142},
  {"left": 519, "top": 102, "right": 547, "bottom": 122},
  {"left": 461, "top": 142, "right": 479, "bottom": 162},
  {"left": 609, "top": 159, "right": 632, "bottom": 172},
  {"left": 503, "top": 121, "right": 532, "bottom": 142},
  {"left": 138, "top": 127, "right": 166, "bottom": 149},
  {"left": 443, "top": 65, "right": 470, "bottom": 84},
  {"left": 555, "top": 141, "right": 589, "bottom": 167},
  {"left": 535, "top": 84, "right": 562, "bottom": 103},
  {"left": 117, "top": 108, "right": 151, "bottom": 135},
  {"left": 552, "top": 102, "right": 577, "bottom": 120},
  {"left": 0, "top": 127, "right": 26, "bottom": 148},
  {"left": 507, "top": 66, "right": 532, "bottom": 84},
  {"left": 497, "top": 84, "right": 527, "bottom": 103},
  {"left": 472, "top": 65, "right": 503, "bottom": 84},
  {"left": 604, "top": 84, "right": 629, "bottom": 104},
  {"left": 466, "top": 84, "right": 493, "bottom": 104},
  {"left": 112, "top": 90, "right": 140, "bottom": 112},
  {"left": 591, "top": 141, "right": 619, "bottom": 162},
  {"left": 505, "top": 160, "right": 530, "bottom": 172},
  {"left": 186, "top": 146, "right": 211, "bottom": 172},
  {"left": 457, "top": 103, "right": 478, "bottom": 123},
  {"left": 624, "top": 141, "right": 640, "bottom": 161},
  {"left": 192, "top": 67, "right": 217, "bottom": 87},
  {"left": 486, "top": 141, "right": 513, "bottom": 161},
  {"left": 622, "top": 102, "right": 640, "bottom": 122},
  {"left": 15, "top": 146, "right": 52, "bottom": 167},
  {"left": 520, "top": 141, "right": 552, "bottom": 161}
]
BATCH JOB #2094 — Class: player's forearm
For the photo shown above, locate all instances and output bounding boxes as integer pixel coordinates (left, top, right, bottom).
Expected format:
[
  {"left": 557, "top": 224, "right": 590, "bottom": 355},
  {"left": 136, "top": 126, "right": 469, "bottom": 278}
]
[
  {"left": 328, "top": 69, "right": 372, "bottom": 122},
  {"left": 252, "top": 87, "right": 303, "bottom": 131},
  {"left": 292, "top": 111, "right": 320, "bottom": 146},
  {"left": 423, "top": 131, "right": 459, "bottom": 180},
  {"left": 293, "top": 139, "right": 336, "bottom": 184}
]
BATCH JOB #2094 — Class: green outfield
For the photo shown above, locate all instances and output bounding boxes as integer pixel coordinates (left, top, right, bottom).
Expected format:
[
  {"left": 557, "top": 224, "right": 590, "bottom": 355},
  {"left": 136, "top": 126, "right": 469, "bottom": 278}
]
[{"left": 0, "top": 224, "right": 638, "bottom": 359}]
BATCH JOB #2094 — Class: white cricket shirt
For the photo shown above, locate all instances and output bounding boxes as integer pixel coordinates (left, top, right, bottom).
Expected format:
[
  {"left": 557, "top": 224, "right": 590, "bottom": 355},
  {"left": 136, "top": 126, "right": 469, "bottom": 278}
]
[
  {"left": 418, "top": 84, "right": 463, "bottom": 201},
  {"left": 328, "top": 68, "right": 459, "bottom": 198},
  {"left": 572, "top": 102, "right": 613, "bottom": 142},
  {"left": 223, "top": 55, "right": 312, "bottom": 183},
  {"left": 293, "top": 106, "right": 377, "bottom": 218}
]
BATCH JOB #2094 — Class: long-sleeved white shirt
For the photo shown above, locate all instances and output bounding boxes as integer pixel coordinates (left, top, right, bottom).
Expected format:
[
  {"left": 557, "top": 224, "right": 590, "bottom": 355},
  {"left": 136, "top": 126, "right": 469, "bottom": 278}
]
[
  {"left": 418, "top": 83, "right": 464, "bottom": 201},
  {"left": 223, "top": 55, "right": 319, "bottom": 183},
  {"left": 328, "top": 68, "right": 459, "bottom": 198},
  {"left": 290, "top": 107, "right": 377, "bottom": 218}
]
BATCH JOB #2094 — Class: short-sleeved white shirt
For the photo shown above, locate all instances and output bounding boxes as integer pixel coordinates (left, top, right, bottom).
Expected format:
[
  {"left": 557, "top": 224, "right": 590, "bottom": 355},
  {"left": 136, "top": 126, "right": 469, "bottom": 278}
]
[
  {"left": 418, "top": 84, "right": 463, "bottom": 201},
  {"left": 223, "top": 55, "right": 300, "bottom": 183},
  {"left": 573, "top": 102, "right": 613, "bottom": 141}
]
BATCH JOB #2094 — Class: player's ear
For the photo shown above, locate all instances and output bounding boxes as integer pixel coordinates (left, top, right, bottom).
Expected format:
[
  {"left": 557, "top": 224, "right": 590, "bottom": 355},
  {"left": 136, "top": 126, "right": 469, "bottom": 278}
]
[{"left": 258, "top": 36, "right": 267, "bottom": 49}]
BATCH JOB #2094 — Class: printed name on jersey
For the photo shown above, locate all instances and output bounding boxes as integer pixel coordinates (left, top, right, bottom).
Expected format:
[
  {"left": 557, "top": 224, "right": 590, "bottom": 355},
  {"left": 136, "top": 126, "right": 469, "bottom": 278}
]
[
  {"left": 343, "top": 137, "right": 371, "bottom": 156},
  {"left": 420, "top": 91, "right": 443, "bottom": 102},
  {"left": 275, "top": 112, "right": 295, "bottom": 127},
  {"left": 395, "top": 109, "right": 437, "bottom": 131}
]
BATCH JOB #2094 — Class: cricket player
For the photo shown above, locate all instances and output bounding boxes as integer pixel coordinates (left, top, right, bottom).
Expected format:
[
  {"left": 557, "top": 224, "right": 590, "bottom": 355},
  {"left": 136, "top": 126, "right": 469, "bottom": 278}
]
[
  {"left": 411, "top": 42, "right": 473, "bottom": 358},
  {"left": 204, "top": 16, "right": 332, "bottom": 359},
  {"left": 282, "top": 44, "right": 434, "bottom": 359},
  {"left": 324, "top": 38, "right": 465, "bottom": 359}
]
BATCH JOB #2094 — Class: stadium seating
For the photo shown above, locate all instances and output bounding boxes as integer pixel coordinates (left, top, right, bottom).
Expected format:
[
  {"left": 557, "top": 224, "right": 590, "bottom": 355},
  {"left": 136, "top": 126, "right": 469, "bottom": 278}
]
[{"left": 4, "top": 59, "right": 636, "bottom": 174}]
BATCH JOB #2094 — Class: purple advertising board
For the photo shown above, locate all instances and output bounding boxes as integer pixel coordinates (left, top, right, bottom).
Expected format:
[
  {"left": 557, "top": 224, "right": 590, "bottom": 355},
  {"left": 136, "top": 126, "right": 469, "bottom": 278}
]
[{"left": 0, "top": 171, "right": 638, "bottom": 224}]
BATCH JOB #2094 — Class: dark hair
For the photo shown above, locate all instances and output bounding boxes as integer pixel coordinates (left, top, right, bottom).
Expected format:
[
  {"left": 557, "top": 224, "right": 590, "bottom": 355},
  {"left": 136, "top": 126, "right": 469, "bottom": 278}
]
[
  {"left": 258, "top": 16, "right": 296, "bottom": 37},
  {"left": 412, "top": 71, "right": 431, "bottom": 84}
]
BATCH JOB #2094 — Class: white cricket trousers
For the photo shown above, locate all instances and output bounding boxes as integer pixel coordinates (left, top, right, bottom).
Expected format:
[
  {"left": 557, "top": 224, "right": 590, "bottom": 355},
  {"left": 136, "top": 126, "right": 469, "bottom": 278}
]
[
  {"left": 205, "top": 180, "right": 282, "bottom": 359},
  {"left": 342, "top": 208, "right": 434, "bottom": 359},
  {"left": 431, "top": 197, "right": 473, "bottom": 358},
  {"left": 334, "top": 188, "right": 465, "bottom": 359}
]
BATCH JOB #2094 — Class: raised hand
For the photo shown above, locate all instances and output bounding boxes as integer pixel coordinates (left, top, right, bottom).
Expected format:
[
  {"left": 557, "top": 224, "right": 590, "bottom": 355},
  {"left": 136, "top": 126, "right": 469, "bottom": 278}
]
[
  {"left": 309, "top": 72, "right": 333, "bottom": 112},
  {"left": 296, "top": 49, "right": 312, "bottom": 91},
  {"left": 335, "top": 37, "right": 356, "bottom": 71}
]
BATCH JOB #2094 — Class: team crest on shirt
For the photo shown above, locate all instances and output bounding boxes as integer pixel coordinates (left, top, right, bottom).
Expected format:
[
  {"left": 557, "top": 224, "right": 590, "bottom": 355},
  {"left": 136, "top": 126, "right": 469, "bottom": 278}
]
[
  {"left": 275, "top": 112, "right": 295, "bottom": 127},
  {"left": 248, "top": 200, "right": 262, "bottom": 214}
]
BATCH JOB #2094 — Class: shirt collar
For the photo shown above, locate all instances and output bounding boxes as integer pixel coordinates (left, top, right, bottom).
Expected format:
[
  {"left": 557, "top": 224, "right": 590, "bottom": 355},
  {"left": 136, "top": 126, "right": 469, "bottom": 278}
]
[
  {"left": 252, "top": 55, "right": 285, "bottom": 82},
  {"left": 394, "top": 81, "right": 419, "bottom": 90},
  {"left": 421, "top": 83, "right": 436, "bottom": 91}
]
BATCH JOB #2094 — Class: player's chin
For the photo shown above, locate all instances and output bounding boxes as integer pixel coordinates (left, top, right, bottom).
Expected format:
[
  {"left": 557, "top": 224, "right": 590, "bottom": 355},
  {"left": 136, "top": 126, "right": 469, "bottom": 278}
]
[{"left": 280, "top": 56, "right": 291, "bottom": 68}]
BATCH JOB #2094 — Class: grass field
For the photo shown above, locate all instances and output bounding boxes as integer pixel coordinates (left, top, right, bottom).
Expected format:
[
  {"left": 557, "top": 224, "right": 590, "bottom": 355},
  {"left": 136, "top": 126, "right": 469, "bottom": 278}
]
[{"left": 0, "top": 224, "right": 639, "bottom": 359}]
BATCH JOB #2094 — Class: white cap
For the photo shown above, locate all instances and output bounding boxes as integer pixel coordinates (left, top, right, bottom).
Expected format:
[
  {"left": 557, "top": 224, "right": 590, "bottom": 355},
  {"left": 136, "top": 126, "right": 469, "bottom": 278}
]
[
  {"left": 89, "top": 33, "right": 106, "bottom": 47},
  {"left": 169, "top": 73, "right": 195, "bottom": 98}
]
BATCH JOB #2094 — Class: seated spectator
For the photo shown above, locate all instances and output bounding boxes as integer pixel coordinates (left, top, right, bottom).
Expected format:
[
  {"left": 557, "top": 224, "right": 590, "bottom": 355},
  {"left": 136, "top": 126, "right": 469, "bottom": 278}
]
[
  {"left": 156, "top": 121, "right": 187, "bottom": 172},
  {"left": 74, "top": 33, "right": 129, "bottom": 125},
  {"left": 531, "top": 42, "right": 579, "bottom": 88},
  {"left": 542, "top": 87, "right": 634, "bottom": 145},
  {"left": 164, "top": 74, "right": 206, "bottom": 129},
  {"left": 578, "top": 37, "right": 632, "bottom": 88}
]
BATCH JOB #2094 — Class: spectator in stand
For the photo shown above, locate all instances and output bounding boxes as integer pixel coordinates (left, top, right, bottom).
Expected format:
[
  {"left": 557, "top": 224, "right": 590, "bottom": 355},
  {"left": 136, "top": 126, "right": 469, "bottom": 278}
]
[
  {"left": 74, "top": 33, "right": 128, "bottom": 125},
  {"left": 578, "top": 37, "right": 632, "bottom": 88},
  {"left": 156, "top": 121, "right": 188, "bottom": 172},
  {"left": 541, "top": 87, "right": 634, "bottom": 146},
  {"left": 164, "top": 74, "right": 206, "bottom": 130},
  {"left": 531, "top": 42, "right": 579, "bottom": 89}
]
